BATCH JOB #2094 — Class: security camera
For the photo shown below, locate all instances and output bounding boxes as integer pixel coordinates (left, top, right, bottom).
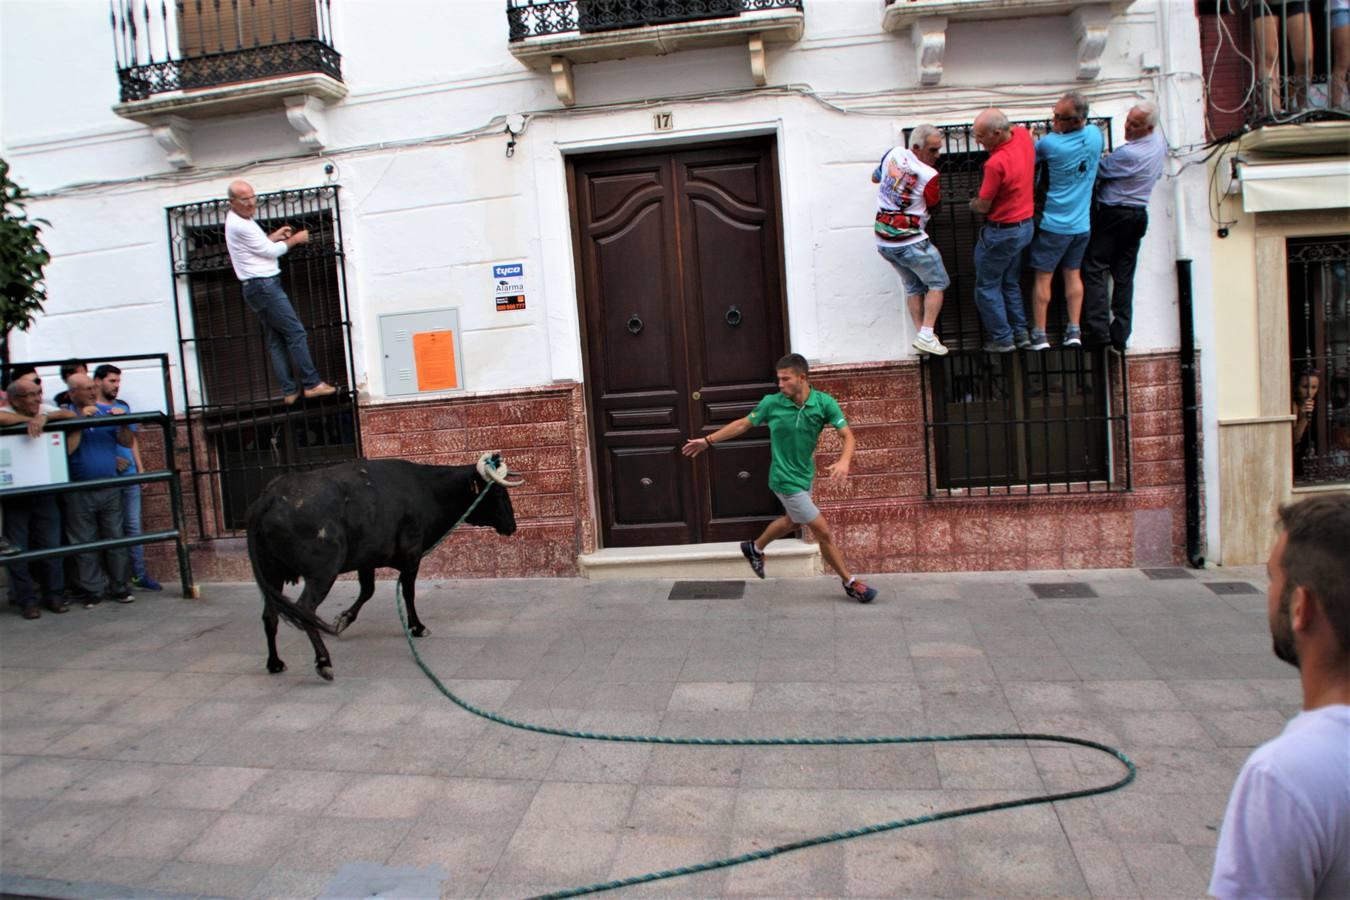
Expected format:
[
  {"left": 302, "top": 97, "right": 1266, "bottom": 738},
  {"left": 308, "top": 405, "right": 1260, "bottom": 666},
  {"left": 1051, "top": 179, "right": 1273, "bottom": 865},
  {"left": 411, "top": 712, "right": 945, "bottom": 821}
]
[{"left": 323, "top": 163, "right": 335, "bottom": 175}]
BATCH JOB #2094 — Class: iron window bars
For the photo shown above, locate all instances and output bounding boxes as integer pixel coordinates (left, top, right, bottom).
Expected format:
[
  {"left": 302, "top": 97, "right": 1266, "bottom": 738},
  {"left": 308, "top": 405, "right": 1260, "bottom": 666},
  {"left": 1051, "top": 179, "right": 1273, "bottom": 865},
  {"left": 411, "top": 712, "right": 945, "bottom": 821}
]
[
  {"left": 917, "top": 119, "right": 1131, "bottom": 496},
  {"left": 1288, "top": 234, "right": 1350, "bottom": 486},
  {"left": 166, "top": 185, "right": 359, "bottom": 535}
]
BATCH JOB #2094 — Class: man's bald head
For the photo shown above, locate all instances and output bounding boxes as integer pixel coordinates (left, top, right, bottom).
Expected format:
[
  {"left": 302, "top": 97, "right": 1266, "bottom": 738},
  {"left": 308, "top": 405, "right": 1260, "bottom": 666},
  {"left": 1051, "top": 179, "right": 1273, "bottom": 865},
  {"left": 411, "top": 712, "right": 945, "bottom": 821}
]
[
  {"left": 227, "top": 180, "right": 259, "bottom": 219},
  {"left": 973, "top": 108, "right": 1011, "bottom": 151},
  {"left": 67, "top": 372, "right": 97, "bottom": 407},
  {"left": 5, "top": 379, "right": 42, "bottom": 417}
]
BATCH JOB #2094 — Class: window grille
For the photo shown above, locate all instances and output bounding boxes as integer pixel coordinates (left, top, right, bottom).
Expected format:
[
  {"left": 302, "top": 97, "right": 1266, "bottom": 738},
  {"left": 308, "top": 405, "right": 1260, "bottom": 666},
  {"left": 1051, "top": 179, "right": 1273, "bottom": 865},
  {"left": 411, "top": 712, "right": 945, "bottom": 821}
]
[
  {"left": 167, "top": 185, "right": 359, "bottom": 535},
  {"left": 1288, "top": 234, "right": 1350, "bottom": 486},
  {"left": 917, "top": 120, "right": 1131, "bottom": 495}
]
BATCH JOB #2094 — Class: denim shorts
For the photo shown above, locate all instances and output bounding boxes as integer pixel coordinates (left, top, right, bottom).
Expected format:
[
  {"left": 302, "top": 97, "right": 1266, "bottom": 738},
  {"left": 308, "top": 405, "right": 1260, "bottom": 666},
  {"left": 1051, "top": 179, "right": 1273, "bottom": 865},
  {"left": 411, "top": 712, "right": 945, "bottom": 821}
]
[
  {"left": 1333, "top": 7, "right": 1350, "bottom": 28},
  {"left": 774, "top": 490, "right": 821, "bottom": 525},
  {"left": 1028, "top": 229, "right": 1090, "bottom": 272},
  {"left": 878, "top": 239, "right": 951, "bottom": 296}
]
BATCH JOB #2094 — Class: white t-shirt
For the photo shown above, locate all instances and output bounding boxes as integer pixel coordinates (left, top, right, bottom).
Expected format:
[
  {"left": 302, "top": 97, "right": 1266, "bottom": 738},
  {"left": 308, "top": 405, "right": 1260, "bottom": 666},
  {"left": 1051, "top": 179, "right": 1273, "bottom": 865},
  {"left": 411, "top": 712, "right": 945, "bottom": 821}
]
[
  {"left": 1210, "top": 704, "right": 1350, "bottom": 899},
  {"left": 873, "top": 147, "right": 941, "bottom": 248},
  {"left": 224, "top": 209, "right": 288, "bottom": 280}
]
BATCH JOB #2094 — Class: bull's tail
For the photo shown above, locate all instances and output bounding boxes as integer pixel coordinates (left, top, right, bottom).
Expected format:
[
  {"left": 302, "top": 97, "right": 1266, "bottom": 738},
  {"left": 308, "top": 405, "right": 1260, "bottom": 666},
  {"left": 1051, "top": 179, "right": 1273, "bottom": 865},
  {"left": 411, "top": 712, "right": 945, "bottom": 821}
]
[{"left": 247, "top": 518, "right": 337, "bottom": 636}]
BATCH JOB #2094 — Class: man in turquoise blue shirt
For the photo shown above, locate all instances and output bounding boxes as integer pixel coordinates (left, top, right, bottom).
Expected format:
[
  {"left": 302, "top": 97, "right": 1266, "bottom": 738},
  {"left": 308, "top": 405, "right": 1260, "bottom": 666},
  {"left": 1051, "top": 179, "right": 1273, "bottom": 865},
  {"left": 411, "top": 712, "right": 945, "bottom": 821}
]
[
  {"left": 681, "top": 353, "right": 877, "bottom": 603},
  {"left": 1028, "top": 92, "right": 1103, "bottom": 350}
]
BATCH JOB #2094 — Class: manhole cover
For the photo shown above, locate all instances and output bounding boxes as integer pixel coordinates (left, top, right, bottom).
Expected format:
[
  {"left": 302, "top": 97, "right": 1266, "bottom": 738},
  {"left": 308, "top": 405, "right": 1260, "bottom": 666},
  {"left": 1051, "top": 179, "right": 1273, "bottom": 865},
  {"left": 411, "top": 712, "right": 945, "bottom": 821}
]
[
  {"left": 668, "top": 581, "right": 745, "bottom": 600},
  {"left": 1204, "top": 581, "right": 1262, "bottom": 596},
  {"left": 1142, "top": 568, "right": 1193, "bottom": 580},
  {"left": 1029, "top": 582, "right": 1098, "bottom": 599}
]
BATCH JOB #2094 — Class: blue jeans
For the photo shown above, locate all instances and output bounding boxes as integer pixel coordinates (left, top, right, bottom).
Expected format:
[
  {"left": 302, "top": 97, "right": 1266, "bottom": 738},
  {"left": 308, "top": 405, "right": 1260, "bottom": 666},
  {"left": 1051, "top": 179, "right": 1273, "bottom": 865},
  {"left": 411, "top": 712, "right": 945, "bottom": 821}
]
[
  {"left": 122, "top": 481, "right": 147, "bottom": 580},
  {"left": 240, "top": 275, "right": 322, "bottom": 397},
  {"left": 974, "top": 220, "right": 1033, "bottom": 344}
]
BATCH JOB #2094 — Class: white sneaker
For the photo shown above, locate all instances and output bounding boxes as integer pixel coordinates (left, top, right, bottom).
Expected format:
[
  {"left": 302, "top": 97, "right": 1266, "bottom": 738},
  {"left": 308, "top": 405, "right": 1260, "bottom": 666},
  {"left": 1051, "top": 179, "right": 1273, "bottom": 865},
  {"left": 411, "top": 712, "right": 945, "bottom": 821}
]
[{"left": 913, "top": 333, "right": 949, "bottom": 356}]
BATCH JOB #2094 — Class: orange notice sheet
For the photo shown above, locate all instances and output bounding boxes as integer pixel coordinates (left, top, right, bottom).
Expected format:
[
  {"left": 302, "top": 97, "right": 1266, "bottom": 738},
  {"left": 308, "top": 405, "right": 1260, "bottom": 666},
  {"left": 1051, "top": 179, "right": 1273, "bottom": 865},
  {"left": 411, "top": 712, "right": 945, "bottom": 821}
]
[{"left": 412, "top": 330, "right": 458, "bottom": 391}]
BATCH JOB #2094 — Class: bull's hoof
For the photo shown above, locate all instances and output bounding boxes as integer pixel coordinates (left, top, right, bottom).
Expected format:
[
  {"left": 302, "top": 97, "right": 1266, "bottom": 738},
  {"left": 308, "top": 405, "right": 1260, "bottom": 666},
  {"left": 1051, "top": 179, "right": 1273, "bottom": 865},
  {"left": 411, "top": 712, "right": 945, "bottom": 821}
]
[
  {"left": 333, "top": 613, "right": 352, "bottom": 635},
  {"left": 410, "top": 624, "right": 430, "bottom": 637},
  {"left": 317, "top": 665, "right": 334, "bottom": 681},
  {"left": 267, "top": 659, "right": 287, "bottom": 674}
]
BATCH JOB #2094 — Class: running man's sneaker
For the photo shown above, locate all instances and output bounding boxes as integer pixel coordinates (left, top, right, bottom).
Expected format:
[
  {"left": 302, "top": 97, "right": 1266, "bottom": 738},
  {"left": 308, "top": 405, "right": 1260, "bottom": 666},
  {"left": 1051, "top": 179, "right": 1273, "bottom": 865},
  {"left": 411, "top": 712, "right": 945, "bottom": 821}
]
[
  {"left": 1013, "top": 329, "right": 1033, "bottom": 350},
  {"left": 1028, "top": 329, "right": 1051, "bottom": 351},
  {"left": 740, "top": 541, "right": 766, "bottom": 579},
  {"left": 1062, "top": 325, "right": 1083, "bottom": 347},
  {"left": 131, "top": 575, "right": 163, "bottom": 592},
  {"left": 843, "top": 579, "right": 878, "bottom": 604},
  {"left": 912, "top": 333, "right": 948, "bottom": 356}
]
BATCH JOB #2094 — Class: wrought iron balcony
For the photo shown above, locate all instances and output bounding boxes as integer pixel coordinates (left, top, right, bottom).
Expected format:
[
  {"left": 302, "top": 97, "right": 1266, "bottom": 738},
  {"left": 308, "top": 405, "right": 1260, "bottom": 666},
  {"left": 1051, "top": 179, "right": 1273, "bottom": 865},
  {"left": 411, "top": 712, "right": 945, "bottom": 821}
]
[
  {"left": 507, "top": 0, "right": 801, "bottom": 41},
  {"left": 110, "top": 0, "right": 346, "bottom": 166},
  {"left": 506, "top": 0, "right": 805, "bottom": 106},
  {"left": 112, "top": 0, "right": 341, "bottom": 102},
  {"left": 1234, "top": 0, "right": 1349, "bottom": 132}
]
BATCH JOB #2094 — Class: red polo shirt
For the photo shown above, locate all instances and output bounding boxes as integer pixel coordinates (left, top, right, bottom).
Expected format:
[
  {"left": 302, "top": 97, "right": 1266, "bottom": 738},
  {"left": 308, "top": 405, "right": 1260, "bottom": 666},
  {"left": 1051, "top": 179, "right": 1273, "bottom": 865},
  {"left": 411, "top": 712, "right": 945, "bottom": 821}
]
[{"left": 977, "top": 126, "right": 1035, "bottom": 223}]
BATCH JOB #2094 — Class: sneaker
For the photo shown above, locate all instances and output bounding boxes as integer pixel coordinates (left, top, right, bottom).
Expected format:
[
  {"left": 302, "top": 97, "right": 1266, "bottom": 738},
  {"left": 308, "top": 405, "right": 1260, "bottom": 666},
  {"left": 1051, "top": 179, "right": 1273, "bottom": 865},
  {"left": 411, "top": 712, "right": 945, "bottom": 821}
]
[
  {"left": 1063, "top": 325, "right": 1082, "bottom": 347},
  {"left": 982, "top": 340, "right": 1015, "bottom": 353},
  {"left": 843, "top": 579, "right": 878, "bottom": 604},
  {"left": 131, "top": 575, "right": 163, "bottom": 592},
  {"left": 1013, "top": 329, "right": 1033, "bottom": 350},
  {"left": 83, "top": 596, "right": 103, "bottom": 610},
  {"left": 740, "top": 541, "right": 765, "bottom": 579},
  {"left": 912, "top": 333, "right": 949, "bottom": 356},
  {"left": 1028, "top": 329, "right": 1051, "bottom": 351},
  {"left": 111, "top": 591, "right": 134, "bottom": 604},
  {"left": 0, "top": 538, "right": 20, "bottom": 557}
]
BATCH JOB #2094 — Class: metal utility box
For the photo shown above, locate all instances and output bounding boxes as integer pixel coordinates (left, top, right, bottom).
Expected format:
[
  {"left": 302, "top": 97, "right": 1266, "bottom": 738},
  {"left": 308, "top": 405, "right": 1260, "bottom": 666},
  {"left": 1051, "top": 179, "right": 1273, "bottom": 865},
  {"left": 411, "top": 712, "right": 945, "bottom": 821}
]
[{"left": 378, "top": 308, "right": 465, "bottom": 396}]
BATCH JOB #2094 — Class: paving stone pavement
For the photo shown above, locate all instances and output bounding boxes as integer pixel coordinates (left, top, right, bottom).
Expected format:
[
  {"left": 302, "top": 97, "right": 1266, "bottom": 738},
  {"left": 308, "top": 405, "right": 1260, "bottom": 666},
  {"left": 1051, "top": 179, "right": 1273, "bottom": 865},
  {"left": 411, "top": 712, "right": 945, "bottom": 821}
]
[{"left": 0, "top": 565, "right": 1294, "bottom": 898}]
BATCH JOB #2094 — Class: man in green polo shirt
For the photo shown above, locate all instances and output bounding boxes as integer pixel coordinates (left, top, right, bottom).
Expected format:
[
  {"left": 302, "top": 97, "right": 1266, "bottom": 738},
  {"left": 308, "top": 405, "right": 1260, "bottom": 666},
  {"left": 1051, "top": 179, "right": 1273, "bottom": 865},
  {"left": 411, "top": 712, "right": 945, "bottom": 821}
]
[{"left": 682, "top": 353, "right": 877, "bottom": 603}]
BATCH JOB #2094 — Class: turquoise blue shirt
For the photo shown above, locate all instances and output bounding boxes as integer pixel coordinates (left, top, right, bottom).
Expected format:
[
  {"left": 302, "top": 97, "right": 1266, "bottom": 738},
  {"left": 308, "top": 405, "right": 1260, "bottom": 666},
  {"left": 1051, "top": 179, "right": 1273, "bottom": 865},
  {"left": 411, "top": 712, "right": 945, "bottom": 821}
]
[{"left": 1036, "top": 126, "right": 1103, "bottom": 235}]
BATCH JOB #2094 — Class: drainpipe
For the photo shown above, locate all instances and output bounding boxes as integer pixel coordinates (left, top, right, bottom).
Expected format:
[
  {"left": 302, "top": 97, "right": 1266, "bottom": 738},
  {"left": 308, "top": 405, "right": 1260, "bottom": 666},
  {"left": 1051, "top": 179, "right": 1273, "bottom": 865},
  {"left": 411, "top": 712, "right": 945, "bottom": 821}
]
[{"left": 1159, "top": 0, "right": 1205, "bottom": 568}]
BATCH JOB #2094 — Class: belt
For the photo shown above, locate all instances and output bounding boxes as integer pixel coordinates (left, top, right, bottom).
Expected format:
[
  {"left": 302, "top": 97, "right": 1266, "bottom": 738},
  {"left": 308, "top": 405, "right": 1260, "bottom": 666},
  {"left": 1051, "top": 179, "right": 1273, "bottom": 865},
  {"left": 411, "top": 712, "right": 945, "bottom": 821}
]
[
  {"left": 240, "top": 274, "right": 280, "bottom": 283},
  {"left": 985, "top": 217, "right": 1031, "bottom": 229}
]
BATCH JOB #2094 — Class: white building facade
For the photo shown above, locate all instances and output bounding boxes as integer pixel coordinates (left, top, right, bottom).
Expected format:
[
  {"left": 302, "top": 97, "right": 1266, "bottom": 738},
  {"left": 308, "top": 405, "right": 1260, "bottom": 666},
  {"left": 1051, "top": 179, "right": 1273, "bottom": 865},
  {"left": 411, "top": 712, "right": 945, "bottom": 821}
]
[{"left": 1, "top": 0, "right": 1216, "bottom": 579}]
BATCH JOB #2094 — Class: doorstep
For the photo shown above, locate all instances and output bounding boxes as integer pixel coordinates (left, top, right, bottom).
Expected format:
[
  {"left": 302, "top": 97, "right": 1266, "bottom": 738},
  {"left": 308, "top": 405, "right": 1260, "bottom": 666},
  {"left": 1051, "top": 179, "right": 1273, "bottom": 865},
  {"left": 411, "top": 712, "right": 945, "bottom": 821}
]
[{"left": 578, "top": 539, "right": 822, "bottom": 581}]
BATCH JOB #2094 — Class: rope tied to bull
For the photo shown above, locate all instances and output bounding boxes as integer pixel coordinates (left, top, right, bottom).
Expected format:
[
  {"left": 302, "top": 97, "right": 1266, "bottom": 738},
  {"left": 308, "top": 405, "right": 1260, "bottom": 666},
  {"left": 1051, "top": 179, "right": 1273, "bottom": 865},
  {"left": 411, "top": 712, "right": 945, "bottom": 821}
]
[{"left": 399, "top": 458, "right": 1137, "bottom": 899}]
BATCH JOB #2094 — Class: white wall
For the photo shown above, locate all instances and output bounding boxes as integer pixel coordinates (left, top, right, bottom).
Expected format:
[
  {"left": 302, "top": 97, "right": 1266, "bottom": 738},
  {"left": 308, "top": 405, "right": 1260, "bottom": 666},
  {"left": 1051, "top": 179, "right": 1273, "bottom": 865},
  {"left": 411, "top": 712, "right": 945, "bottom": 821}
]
[{"left": 1, "top": 0, "right": 1206, "bottom": 416}]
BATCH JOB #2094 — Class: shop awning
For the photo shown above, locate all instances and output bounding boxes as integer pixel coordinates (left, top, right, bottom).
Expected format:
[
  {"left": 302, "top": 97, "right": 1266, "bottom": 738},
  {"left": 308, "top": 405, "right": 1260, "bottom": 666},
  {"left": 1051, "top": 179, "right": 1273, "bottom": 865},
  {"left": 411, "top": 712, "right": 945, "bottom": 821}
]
[{"left": 1238, "top": 159, "right": 1350, "bottom": 213}]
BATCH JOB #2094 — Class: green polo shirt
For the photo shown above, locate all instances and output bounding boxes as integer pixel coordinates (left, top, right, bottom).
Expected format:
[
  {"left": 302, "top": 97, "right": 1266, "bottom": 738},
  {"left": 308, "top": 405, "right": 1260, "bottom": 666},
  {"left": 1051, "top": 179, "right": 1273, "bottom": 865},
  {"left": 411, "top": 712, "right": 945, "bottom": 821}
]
[{"left": 747, "top": 388, "right": 848, "bottom": 495}]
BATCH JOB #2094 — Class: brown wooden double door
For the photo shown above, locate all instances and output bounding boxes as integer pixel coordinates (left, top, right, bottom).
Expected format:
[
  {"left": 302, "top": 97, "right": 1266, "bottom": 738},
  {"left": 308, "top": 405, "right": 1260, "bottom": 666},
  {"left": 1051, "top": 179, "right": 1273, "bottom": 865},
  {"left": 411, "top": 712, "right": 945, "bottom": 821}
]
[{"left": 573, "top": 138, "right": 788, "bottom": 547}]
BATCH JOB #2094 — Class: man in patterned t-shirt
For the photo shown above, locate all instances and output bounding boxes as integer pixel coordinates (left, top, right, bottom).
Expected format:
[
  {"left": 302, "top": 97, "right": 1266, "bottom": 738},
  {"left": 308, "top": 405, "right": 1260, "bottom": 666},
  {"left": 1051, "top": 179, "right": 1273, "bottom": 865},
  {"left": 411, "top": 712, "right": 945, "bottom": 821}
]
[{"left": 682, "top": 353, "right": 877, "bottom": 603}]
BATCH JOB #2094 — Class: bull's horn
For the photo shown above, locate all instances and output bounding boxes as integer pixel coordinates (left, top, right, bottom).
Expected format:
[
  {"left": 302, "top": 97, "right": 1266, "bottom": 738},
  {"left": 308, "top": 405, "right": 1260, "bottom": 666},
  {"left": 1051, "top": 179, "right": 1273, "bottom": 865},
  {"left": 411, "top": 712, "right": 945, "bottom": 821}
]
[{"left": 476, "top": 452, "right": 526, "bottom": 487}]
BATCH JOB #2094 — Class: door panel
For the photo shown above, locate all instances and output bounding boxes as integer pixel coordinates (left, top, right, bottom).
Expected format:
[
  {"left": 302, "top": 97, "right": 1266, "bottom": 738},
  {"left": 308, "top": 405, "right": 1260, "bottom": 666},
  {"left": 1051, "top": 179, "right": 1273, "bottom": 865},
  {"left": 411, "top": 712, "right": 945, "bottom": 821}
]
[{"left": 575, "top": 138, "right": 786, "bottom": 547}]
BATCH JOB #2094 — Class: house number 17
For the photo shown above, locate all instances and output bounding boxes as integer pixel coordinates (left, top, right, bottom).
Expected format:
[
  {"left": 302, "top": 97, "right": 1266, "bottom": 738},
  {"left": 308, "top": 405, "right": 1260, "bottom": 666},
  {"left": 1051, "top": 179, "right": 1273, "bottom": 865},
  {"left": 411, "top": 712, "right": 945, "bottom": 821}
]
[{"left": 653, "top": 111, "right": 673, "bottom": 131}]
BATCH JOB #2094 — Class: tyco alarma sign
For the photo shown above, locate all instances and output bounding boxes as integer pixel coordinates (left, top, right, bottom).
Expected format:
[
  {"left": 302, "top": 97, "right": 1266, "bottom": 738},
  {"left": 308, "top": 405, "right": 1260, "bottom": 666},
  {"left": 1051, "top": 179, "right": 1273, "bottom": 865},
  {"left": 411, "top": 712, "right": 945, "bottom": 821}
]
[
  {"left": 0, "top": 432, "right": 69, "bottom": 490},
  {"left": 493, "top": 262, "right": 526, "bottom": 312}
]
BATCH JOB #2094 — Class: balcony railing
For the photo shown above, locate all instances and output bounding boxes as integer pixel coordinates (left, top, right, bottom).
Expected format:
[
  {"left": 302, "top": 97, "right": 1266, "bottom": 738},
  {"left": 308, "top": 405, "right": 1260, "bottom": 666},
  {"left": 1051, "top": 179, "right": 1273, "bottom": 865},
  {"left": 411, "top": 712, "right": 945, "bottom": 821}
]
[
  {"left": 111, "top": 0, "right": 341, "bottom": 102},
  {"left": 1236, "top": 0, "right": 1348, "bottom": 126},
  {"left": 506, "top": 0, "right": 802, "bottom": 41}
]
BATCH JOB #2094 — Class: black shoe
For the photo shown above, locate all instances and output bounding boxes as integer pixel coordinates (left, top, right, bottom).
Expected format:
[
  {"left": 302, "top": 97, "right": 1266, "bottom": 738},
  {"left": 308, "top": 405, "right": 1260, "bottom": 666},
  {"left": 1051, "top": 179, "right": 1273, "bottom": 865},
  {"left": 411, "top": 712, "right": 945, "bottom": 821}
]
[
  {"left": 111, "top": 591, "right": 134, "bottom": 604},
  {"left": 21, "top": 606, "right": 40, "bottom": 620},
  {"left": 0, "top": 538, "right": 20, "bottom": 557},
  {"left": 45, "top": 599, "right": 70, "bottom": 614},
  {"left": 740, "top": 541, "right": 765, "bottom": 579},
  {"left": 843, "top": 579, "right": 878, "bottom": 604},
  {"left": 83, "top": 595, "right": 103, "bottom": 610}
]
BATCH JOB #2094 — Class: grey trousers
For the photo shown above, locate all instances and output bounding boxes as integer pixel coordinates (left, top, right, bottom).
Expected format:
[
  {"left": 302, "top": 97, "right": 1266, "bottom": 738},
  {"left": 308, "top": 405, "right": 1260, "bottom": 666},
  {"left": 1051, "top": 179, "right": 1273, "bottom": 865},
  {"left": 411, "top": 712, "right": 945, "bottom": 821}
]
[{"left": 62, "top": 486, "right": 129, "bottom": 597}]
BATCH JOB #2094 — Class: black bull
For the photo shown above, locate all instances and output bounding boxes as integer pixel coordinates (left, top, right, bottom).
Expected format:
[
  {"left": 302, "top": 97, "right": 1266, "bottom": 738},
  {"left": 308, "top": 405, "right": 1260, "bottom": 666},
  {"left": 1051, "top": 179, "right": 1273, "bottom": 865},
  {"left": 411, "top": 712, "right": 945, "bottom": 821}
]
[{"left": 246, "top": 455, "right": 521, "bottom": 680}]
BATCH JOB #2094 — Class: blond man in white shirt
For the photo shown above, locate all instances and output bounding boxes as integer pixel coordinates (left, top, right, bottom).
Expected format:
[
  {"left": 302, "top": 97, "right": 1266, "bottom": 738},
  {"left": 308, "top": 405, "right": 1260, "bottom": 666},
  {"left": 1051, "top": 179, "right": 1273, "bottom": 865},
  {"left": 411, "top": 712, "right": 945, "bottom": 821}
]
[{"left": 224, "top": 180, "right": 336, "bottom": 405}]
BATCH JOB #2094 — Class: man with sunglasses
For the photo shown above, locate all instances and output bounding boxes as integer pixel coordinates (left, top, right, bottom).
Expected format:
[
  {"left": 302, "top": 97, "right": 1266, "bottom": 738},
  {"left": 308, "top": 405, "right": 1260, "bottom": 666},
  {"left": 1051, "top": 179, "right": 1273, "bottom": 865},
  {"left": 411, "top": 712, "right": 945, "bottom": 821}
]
[
  {"left": 1027, "top": 92, "right": 1102, "bottom": 351},
  {"left": 872, "top": 124, "right": 950, "bottom": 357}
]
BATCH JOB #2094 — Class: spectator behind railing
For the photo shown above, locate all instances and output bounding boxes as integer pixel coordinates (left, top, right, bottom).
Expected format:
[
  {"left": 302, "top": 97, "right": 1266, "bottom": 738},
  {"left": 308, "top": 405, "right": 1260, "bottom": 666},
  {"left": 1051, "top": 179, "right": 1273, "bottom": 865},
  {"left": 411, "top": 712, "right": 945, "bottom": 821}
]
[{"left": 1, "top": 378, "right": 76, "bottom": 618}]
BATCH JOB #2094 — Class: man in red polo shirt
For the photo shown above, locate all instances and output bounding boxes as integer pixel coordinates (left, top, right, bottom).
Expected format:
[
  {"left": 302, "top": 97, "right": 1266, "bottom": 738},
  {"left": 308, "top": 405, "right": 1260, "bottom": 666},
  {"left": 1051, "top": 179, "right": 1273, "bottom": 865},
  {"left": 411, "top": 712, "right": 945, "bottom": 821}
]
[{"left": 969, "top": 108, "right": 1035, "bottom": 352}]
